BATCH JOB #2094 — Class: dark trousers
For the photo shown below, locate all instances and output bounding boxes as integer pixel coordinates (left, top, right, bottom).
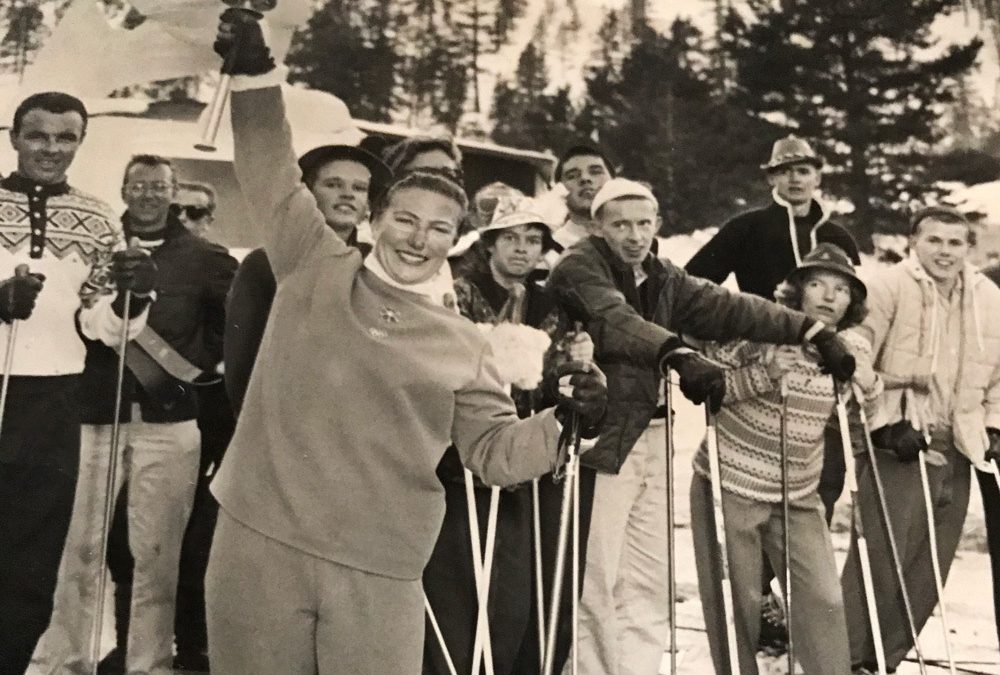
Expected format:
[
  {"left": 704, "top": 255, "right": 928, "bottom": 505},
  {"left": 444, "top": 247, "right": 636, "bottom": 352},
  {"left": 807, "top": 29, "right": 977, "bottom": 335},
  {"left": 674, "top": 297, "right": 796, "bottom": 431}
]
[
  {"left": 0, "top": 376, "right": 80, "bottom": 675},
  {"left": 422, "top": 465, "right": 596, "bottom": 675},
  {"left": 976, "top": 467, "right": 1000, "bottom": 649}
]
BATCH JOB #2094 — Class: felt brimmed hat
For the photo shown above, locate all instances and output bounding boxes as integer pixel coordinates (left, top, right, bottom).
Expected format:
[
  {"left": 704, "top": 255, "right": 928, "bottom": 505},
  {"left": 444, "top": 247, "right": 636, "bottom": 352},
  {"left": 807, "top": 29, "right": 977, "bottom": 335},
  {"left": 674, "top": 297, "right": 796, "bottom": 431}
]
[
  {"left": 784, "top": 243, "right": 866, "bottom": 299},
  {"left": 482, "top": 207, "right": 553, "bottom": 234},
  {"left": 761, "top": 135, "right": 824, "bottom": 171},
  {"left": 590, "top": 178, "right": 657, "bottom": 219},
  {"left": 297, "top": 145, "right": 393, "bottom": 201}
]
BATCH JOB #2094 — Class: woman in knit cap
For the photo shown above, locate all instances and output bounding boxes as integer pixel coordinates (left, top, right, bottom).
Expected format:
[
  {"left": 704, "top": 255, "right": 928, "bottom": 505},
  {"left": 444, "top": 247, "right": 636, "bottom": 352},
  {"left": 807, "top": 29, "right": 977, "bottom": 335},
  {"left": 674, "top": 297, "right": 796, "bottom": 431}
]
[{"left": 689, "top": 243, "right": 879, "bottom": 675}]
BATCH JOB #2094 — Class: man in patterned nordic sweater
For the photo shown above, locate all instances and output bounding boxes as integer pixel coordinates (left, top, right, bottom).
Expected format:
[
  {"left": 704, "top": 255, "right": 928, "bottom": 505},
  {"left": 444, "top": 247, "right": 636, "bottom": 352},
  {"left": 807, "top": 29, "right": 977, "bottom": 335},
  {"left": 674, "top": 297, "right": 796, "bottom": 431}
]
[{"left": 0, "top": 92, "right": 156, "bottom": 674}]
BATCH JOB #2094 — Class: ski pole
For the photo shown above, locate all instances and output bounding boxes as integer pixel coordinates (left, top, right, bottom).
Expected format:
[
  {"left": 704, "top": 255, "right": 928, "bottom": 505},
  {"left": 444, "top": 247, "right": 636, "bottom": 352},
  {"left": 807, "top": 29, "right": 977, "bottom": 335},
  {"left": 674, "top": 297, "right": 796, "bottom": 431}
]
[
  {"left": 90, "top": 287, "right": 132, "bottom": 674},
  {"left": 0, "top": 264, "right": 30, "bottom": 441},
  {"left": 706, "top": 408, "right": 741, "bottom": 675},
  {"left": 779, "top": 376, "right": 795, "bottom": 675},
  {"left": 664, "top": 373, "right": 677, "bottom": 675},
  {"left": 852, "top": 383, "right": 927, "bottom": 674},
  {"left": 909, "top": 390, "right": 957, "bottom": 675},
  {"left": 835, "top": 384, "right": 886, "bottom": 675}
]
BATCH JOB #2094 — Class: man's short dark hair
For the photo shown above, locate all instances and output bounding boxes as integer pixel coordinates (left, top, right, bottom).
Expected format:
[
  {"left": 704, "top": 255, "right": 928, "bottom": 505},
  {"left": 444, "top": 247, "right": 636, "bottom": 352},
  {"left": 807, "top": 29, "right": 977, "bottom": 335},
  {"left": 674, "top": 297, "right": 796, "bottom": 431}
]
[
  {"left": 372, "top": 171, "right": 469, "bottom": 221},
  {"left": 382, "top": 136, "right": 463, "bottom": 176},
  {"left": 122, "top": 154, "right": 177, "bottom": 187},
  {"left": 554, "top": 144, "right": 617, "bottom": 182},
  {"left": 910, "top": 205, "right": 975, "bottom": 245},
  {"left": 12, "top": 92, "right": 89, "bottom": 136}
]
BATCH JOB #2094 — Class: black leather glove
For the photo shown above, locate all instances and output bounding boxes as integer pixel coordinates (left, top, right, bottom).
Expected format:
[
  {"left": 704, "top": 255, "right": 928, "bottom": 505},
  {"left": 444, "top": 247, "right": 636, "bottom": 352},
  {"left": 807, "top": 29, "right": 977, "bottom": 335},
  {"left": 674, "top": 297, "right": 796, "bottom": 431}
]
[
  {"left": 0, "top": 265, "right": 44, "bottom": 322},
  {"left": 809, "top": 326, "right": 856, "bottom": 382},
  {"left": 552, "top": 360, "right": 607, "bottom": 430},
  {"left": 662, "top": 350, "right": 725, "bottom": 414},
  {"left": 986, "top": 427, "right": 1000, "bottom": 465},
  {"left": 214, "top": 7, "right": 276, "bottom": 76},
  {"left": 871, "top": 421, "right": 927, "bottom": 462},
  {"left": 111, "top": 247, "right": 157, "bottom": 296}
]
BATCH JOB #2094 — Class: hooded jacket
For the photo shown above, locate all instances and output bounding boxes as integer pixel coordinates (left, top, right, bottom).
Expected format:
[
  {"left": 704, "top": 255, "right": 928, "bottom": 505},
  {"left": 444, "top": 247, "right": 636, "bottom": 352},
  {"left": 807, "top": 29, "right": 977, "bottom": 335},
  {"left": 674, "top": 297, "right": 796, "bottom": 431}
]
[
  {"left": 685, "top": 193, "right": 859, "bottom": 299},
  {"left": 861, "top": 256, "right": 1000, "bottom": 468}
]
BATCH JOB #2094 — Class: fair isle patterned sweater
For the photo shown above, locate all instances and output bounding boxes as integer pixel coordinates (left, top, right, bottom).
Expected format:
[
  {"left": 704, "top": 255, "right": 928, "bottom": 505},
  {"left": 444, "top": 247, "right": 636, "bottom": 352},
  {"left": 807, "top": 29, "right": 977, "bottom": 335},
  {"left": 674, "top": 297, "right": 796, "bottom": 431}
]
[
  {"left": 0, "top": 173, "right": 144, "bottom": 375},
  {"left": 692, "top": 331, "right": 876, "bottom": 504}
]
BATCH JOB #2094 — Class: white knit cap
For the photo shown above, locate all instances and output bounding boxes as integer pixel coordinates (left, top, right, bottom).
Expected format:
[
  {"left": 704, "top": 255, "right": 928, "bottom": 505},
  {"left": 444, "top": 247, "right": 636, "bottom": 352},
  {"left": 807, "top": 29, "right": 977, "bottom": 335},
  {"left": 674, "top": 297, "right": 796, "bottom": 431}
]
[{"left": 590, "top": 178, "right": 657, "bottom": 219}]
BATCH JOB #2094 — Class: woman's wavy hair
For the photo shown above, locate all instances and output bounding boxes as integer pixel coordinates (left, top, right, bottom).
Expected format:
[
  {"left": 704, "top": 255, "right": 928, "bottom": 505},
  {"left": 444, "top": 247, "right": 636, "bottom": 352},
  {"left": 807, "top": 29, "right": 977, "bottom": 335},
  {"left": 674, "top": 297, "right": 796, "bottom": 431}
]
[{"left": 773, "top": 271, "right": 868, "bottom": 330}]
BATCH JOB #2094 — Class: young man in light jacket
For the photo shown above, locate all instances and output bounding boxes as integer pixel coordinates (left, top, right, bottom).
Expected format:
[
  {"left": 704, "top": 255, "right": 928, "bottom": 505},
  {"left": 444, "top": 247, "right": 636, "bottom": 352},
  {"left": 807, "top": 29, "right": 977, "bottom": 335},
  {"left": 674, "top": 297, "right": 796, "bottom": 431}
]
[{"left": 840, "top": 205, "right": 1000, "bottom": 674}]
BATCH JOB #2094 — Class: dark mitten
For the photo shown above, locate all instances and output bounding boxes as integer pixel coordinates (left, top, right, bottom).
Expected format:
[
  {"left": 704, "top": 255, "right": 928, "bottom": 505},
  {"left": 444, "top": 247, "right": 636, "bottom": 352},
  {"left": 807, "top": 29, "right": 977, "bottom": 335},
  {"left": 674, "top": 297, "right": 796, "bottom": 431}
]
[
  {"left": 986, "top": 427, "right": 1000, "bottom": 465},
  {"left": 662, "top": 350, "right": 725, "bottom": 413},
  {"left": 809, "top": 326, "right": 856, "bottom": 382},
  {"left": 0, "top": 265, "right": 44, "bottom": 322},
  {"left": 213, "top": 7, "right": 275, "bottom": 76},
  {"left": 552, "top": 360, "right": 607, "bottom": 431}
]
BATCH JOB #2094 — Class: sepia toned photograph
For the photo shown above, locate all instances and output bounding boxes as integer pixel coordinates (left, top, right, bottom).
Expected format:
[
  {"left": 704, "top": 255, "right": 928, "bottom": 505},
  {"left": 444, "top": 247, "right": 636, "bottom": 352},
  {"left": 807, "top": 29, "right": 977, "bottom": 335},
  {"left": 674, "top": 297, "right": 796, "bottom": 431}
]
[{"left": 1, "top": 0, "right": 999, "bottom": 673}]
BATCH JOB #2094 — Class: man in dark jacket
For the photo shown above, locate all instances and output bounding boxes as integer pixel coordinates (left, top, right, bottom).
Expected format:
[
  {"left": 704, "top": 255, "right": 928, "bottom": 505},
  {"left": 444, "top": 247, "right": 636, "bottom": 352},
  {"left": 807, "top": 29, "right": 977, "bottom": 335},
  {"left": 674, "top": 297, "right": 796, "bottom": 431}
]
[
  {"left": 31, "top": 155, "right": 236, "bottom": 675},
  {"left": 224, "top": 143, "right": 391, "bottom": 414},
  {"left": 685, "top": 134, "right": 859, "bottom": 299},
  {"left": 546, "top": 178, "right": 856, "bottom": 675}
]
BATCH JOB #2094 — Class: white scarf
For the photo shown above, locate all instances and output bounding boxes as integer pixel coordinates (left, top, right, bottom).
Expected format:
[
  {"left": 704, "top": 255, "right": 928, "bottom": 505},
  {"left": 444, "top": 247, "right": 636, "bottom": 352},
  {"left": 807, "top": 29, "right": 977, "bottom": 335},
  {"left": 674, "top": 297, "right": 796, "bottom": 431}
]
[{"left": 363, "top": 253, "right": 457, "bottom": 311}]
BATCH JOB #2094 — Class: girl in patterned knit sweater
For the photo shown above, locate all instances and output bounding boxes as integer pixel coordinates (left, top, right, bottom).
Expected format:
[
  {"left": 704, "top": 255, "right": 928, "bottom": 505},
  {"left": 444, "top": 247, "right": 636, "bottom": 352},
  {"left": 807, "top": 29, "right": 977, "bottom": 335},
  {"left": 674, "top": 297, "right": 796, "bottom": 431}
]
[{"left": 690, "top": 243, "right": 880, "bottom": 675}]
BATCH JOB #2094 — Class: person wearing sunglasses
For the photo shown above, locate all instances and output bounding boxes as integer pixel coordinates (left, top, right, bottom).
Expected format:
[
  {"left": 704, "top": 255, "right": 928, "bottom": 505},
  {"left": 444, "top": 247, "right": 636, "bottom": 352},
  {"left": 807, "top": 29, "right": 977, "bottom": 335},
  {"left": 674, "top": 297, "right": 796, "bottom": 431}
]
[{"left": 174, "top": 182, "right": 217, "bottom": 239}]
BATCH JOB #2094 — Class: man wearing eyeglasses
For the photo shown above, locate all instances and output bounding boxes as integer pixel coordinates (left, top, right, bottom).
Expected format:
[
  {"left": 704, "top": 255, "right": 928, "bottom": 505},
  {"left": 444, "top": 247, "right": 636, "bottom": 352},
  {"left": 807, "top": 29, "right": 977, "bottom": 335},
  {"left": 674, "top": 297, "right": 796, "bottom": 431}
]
[
  {"left": 30, "top": 155, "right": 237, "bottom": 674},
  {"left": 174, "top": 182, "right": 217, "bottom": 240}
]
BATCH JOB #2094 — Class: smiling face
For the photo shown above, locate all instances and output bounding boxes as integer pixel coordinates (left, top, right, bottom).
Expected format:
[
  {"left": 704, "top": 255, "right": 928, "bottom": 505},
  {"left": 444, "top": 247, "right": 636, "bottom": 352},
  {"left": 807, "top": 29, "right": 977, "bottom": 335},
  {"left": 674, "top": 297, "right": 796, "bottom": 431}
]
[
  {"left": 560, "top": 154, "right": 611, "bottom": 217},
  {"left": 911, "top": 218, "right": 971, "bottom": 286},
  {"left": 310, "top": 159, "right": 372, "bottom": 241},
  {"left": 766, "top": 161, "right": 821, "bottom": 207},
  {"left": 800, "top": 269, "right": 853, "bottom": 326},
  {"left": 122, "top": 162, "right": 176, "bottom": 233},
  {"left": 371, "top": 187, "right": 461, "bottom": 285},
  {"left": 487, "top": 224, "right": 547, "bottom": 283},
  {"left": 597, "top": 197, "right": 658, "bottom": 267},
  {"left": 10, "top": 109, "right": 85, "bottom": 185}
]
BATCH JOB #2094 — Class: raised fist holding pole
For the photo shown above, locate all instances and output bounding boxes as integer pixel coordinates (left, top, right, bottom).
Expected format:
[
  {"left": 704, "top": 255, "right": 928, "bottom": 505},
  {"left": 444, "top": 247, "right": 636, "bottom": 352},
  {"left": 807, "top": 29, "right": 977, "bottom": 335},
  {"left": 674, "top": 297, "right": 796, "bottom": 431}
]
[{"left": 195, "top": 0, "right": 277, "bottom": 151}]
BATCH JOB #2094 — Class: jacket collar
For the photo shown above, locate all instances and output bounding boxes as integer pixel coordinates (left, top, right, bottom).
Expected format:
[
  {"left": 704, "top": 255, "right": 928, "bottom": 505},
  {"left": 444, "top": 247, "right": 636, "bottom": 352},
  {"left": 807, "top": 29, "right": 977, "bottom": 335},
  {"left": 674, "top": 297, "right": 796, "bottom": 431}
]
[
  {"left": 1, "top": 172, "right": 70, "bottom": 198},
  {"left": 121, "top": 211, "right": 189, "bottom": 245}
]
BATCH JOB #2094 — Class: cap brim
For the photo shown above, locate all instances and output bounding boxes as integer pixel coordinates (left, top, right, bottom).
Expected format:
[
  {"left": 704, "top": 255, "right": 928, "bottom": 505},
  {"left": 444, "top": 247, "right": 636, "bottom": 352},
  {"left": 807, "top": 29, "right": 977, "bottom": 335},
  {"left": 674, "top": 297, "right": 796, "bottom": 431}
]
[
  {"left": 298, "top": 145, "right": 394, "bottom": 199},
  {"left": 786, "top": 261, "right": 867, "bottom": 299},
  {"left": 761, "top": 156, "right": 824, "bottom": 171}
]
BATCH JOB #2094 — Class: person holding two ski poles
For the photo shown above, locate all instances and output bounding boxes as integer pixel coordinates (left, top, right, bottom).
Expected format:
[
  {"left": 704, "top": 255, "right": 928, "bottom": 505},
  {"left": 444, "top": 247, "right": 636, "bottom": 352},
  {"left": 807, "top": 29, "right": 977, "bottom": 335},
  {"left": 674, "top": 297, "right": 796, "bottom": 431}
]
[{"left": 688, "top": 243, "right": 877, "bottom": 675}]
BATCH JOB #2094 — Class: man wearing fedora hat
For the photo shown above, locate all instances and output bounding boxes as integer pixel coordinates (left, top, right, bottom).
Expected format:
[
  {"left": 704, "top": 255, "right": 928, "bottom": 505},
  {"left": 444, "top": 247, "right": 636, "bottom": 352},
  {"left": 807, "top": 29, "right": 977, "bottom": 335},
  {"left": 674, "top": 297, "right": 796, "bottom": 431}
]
[
  {"left": 224, "top": 142, "right": 392, "bottom": 414},
  {"left": 687, "top": 134, "right": 862, "bottom": 652},
  {"left": 686, "top": 134, "right": 859, "bottom": 300}
]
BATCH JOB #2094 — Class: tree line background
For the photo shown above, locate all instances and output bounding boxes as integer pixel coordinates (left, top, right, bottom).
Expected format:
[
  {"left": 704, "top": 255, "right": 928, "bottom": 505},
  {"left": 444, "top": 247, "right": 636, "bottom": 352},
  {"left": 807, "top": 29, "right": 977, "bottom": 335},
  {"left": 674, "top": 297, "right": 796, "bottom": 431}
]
[{"left": 3, "top": 0, "right": 1000, "bottom": 248}]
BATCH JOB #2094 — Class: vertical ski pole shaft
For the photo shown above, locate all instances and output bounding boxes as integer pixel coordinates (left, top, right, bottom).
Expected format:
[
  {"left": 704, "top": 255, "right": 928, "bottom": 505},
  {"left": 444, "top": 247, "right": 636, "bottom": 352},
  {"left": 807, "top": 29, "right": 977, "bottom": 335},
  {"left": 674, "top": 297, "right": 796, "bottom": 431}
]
[
  {"left": 836, "top": 385, "right": 886, "bottom": 675},
  {"left": 90, "top": 289, "right": 132, "bottom": 674},
  {"left": 706, "top": 409, "right": 741, "bottom": 675}
]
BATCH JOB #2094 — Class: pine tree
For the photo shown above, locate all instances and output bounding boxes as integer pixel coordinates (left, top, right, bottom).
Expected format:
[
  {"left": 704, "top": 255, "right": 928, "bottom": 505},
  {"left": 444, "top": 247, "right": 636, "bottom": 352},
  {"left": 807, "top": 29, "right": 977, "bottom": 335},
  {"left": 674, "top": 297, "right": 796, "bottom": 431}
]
[
  {"left": 286, "top": 0, "right": 400, "bottom": 122},
  {"left": 0, "top": 0, "right": 47, "bottom": 78},
  {"left": 724, "top": 0, "right": 981, "bottom": 245},
  {"left": 490, "top": 40, "right": 576, "bottom": 152},
  {"left": 577, "top": 16, "right": 782, "bottom": 234}
]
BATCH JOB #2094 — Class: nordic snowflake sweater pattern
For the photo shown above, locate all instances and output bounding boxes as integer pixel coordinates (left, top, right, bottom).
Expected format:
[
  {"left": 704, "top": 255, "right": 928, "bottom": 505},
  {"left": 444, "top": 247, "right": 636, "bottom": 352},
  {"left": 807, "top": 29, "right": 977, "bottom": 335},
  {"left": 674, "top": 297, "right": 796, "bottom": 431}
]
[{"left": 692, "top": 337, "right": 867, "bottom": 503}]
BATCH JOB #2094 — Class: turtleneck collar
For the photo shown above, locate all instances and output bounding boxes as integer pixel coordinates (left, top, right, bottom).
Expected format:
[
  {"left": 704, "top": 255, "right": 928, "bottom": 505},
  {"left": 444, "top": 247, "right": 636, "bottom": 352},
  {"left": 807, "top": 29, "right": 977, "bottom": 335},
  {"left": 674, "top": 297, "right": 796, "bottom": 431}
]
[
  {"left": 1, "top": 172, "right": 70, "bottom": 198},
  {"left": 363, "top": 253, "right": 456, "bottom": 310},
  {"left": 122, "top": 211, "right": 188, "bottom": 247}
]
